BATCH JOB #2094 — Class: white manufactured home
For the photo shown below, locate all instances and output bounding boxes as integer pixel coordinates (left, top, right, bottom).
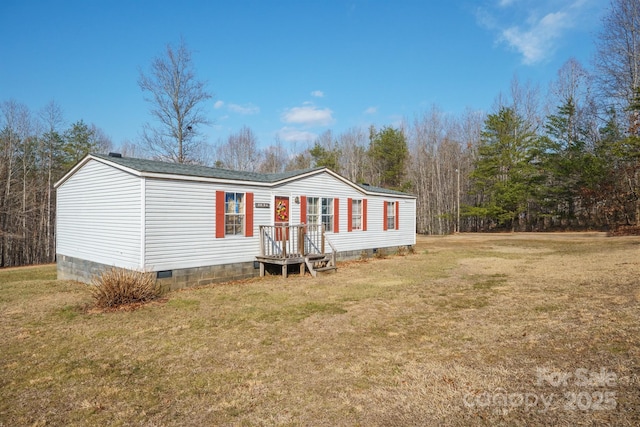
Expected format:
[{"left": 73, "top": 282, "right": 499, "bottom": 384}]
[{"left": 55, "top": 153, "right": 416, "bottom": 288}]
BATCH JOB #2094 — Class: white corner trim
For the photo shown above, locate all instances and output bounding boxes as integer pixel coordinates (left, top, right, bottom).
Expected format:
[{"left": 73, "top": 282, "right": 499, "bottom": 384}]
[{"left": 140, "top": 178, "right": 146, "bottom": 270}]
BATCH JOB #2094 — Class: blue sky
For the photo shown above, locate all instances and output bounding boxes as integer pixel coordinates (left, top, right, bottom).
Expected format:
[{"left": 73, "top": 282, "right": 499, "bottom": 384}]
[{"left": 0, "top": 0, "right": 607, "bottom": 150}]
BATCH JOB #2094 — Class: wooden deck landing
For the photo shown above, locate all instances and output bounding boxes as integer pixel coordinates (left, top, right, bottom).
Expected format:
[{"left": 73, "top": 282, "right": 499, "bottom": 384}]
[
  {"left": 257, "top": 224, "right": 337, "bottom": 278},
  {"left": 255, "top": 255, "right": 306, "bottom": 278}
]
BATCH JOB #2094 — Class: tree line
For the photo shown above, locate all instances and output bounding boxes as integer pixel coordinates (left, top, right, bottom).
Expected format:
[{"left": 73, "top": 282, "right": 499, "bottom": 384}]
[
  {"left": 1, "top": 0, "right": 639, "bottom": 267},
  {"left": 0, "top": 100, "right": 111, "bottom": 267}
]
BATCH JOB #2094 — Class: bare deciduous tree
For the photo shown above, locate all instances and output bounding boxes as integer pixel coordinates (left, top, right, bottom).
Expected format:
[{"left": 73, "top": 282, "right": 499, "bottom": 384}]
[
  {"left": 509, "top": 75, "right": 542, "bottom": 131},
  {"left": 139, "top": 38, "right": 212, "bottom": 164},
  {"left": 550, "top": 59, "right": 591, "bottom": 107},
  {"left": 285, "top": 150, "right": 312, "bottom": 171},
  {"left": 594, "top": 0, "right": 640, "bottom": 128},
  {"left": 336, "top": 127, "right": 368, "bottom": 183},
  {"left": 39, "top": 100, "right": 65, "bottom": 260},
  {"left": 215, "top": 126, "right": 261, "bottom": 171},
  {"left": 259, "top": 136, "right": 289, "bottom": 173},
  {"left": 117, "top": 140, "right": 143, "bottom": 158}
]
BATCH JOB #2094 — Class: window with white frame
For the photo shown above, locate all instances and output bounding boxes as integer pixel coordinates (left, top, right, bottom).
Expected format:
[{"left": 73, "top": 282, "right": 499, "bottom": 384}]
[
  {"left": 351, "top": 199, "right": 362, "bottom": 230},
  {"left": 307, "top": 197, "right": 334, "bottom": 232},
  {"left": 386, "top": 201, "right": 396, "bottom": 230},
  {"left": 225, "top": 192, "right": 245, "bottom": 235},
  {"left": 307, "top": 197, "right": 319, "bottom": 227}
]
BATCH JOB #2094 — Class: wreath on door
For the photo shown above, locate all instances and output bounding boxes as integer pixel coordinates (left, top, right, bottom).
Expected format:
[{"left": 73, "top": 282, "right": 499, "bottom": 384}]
[{"left": 276, "top": 200, "right": 288, "bottom": 221}]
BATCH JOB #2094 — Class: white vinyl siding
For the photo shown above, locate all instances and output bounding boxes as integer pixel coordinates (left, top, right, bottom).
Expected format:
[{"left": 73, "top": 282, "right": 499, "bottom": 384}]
[
  {"left": 56, "top": 159, "right": 141, "bottom": 269},
  {"left": 144, "top": 179, "right": 266, "bottom": 270},
  {"left": 278, "top": 173, "right": 416, "bottom": 252}
]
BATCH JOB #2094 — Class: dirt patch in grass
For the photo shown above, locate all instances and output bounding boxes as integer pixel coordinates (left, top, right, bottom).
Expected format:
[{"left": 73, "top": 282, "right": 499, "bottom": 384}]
[{"left": 1, "top": 233, "right": 639, "bottom": 426}]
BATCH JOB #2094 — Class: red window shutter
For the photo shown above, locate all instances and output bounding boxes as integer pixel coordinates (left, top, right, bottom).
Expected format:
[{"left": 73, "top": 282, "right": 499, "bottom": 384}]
[
  {"left": 395, "top": 200, "right": 399, "bottom": 230},
  {"left": 334, "top": 198, "right": 339, "bottom": 233},
  {"left": 300, "top": 196, "right": 307, "bottom": 224},
  {"left": 245, "top": 192, "right": 254, "bottom": 237},
  {"left": 383, "top": 201, "right": 388, "bottom": 231},
  {"left": 215, "top": 191, "right": 225, "bottom": 238},
  {"left": 347, "top": 198, "right": 353, "bottom": 232},
  {"left": 363, "top": 199, "right": 368, "bottom": 231}
]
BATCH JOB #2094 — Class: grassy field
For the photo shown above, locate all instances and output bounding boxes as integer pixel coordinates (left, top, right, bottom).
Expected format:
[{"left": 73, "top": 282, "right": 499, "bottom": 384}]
[{"left": 1, "top": 233, "right": 639, "bottom": 426}]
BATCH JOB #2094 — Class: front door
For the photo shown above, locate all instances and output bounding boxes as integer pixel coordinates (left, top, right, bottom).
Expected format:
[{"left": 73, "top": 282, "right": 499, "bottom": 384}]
[{"left": 274, "top": 196, "right": 289, "bottom": 240}]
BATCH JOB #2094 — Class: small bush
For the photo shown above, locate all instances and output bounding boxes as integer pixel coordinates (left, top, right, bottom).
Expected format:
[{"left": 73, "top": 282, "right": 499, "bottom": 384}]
[
  {"left": 396, "top": 246, "right": 407, "bottom": 256},
  {"left": 360, "top": 250, "right": 370, "bottom": 261},
  {"left": 407, "top": 245, "right": 416, "bottom": 255},
  {"left": 91, "top": 268, "right": 163, "bottom": 308}
]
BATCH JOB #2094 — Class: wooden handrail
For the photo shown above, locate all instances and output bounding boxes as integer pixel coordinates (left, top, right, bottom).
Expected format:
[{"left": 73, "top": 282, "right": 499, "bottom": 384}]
[
  {"left": 324, "top": 232, "right": 337, "bottom": 267},
  {"left": 259, "top": 223, "right": 332, "bottom": 260},
  {"left": 259, "top": 224, "right": 307, "bottom": 259}
]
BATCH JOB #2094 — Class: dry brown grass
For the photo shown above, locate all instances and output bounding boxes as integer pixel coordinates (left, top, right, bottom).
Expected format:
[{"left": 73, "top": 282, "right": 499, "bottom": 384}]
[{"left": 1, "top": 233, "right": 639, "bottom": 426}]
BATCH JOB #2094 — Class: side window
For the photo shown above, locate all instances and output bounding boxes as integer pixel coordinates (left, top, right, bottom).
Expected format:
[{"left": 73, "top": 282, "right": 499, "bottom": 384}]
[
  {"left": 321, "top": 198, "right": 334, "bottom": 232},
  {"left": 386, "top": 201, "right": 396, "bottom": 230},
  {"left": 225, "top": 192, "right": 245, "bottom": 235},
  {"left": 351, "top": 199, "right": 362, "bottom": 230}
]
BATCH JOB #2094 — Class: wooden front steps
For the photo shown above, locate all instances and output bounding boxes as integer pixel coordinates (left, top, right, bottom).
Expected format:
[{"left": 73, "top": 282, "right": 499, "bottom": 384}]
[
  {"left": 255, "top": 254, "right": 338, "bottom": 278},
  {"left": 305, "top": 254, "right": 337, "bottom": 277},
  {"left": 258, "top": 224, "right": 337, "bottom": 278}
]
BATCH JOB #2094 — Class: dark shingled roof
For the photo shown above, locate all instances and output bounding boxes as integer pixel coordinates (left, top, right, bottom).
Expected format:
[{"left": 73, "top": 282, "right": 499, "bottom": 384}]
[
  {"left": 93, "top": 153, "right": 323, "bottom": 183},
  {"left": 356, "top": 183, "right": 412, "bottom": 197},
  {"left": 90, "top": 153, "right": 414, "bottom": 197}
]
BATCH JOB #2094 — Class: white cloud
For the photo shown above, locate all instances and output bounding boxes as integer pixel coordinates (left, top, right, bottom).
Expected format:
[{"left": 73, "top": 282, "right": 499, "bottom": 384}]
[
  {"left": 281, "top": 105, "right": 334, "bottom": 127},
  {"left": 475, "top": 7, "right": 497, "bottom": 29},
  {"left": 311, "top": 90, "right": 324, "bottom": 98},
  {"left": 501, "top": 10, "right": 571, "bottom": 64},
  {"left": 215, "top": 101, "right": 260, "bottom": 114},
  {"left": 277, "top": 127, "right": 317, "bottom": 142},
  {"left": 477, "top": 0, "right": 588, "bottom": 65},
  {"left": 364, "top": 106, "right": 377, "bottom": 115},
  {"left": 228, "top": 103, "right": 260, "bottom": 115}
]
